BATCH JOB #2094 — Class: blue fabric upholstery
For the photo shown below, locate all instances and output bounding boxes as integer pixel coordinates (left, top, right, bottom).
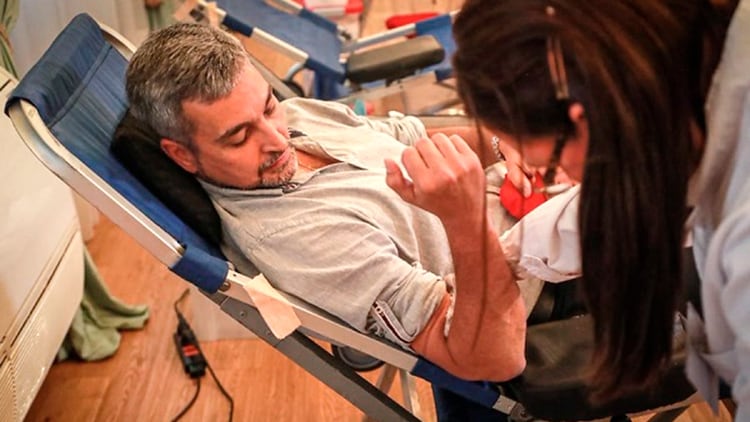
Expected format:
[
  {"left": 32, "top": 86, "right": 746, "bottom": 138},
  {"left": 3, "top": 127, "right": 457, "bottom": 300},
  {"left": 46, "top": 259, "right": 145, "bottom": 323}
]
[
  {"left": 415, "top": 14, "right": 455, "bottom": 81},
  {"left": 412, "top": 359, "right": 502, "bottom": 409},
  {"left": 5, "top": 13, "right": 228, "bottom": 292},
  {"left": 219, "top": 0, "right": 345, "bottom": 80}
]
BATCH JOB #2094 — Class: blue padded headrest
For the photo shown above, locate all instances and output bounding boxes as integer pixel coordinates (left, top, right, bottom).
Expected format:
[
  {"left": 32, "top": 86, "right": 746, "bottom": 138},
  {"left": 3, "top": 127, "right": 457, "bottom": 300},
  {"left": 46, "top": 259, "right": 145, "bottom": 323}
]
[
  {"left": 6, "top": 13, "right": 228, "bottom": 292},
  {"left": 7, "top": 14, "right": 109, "bottom": 124}
]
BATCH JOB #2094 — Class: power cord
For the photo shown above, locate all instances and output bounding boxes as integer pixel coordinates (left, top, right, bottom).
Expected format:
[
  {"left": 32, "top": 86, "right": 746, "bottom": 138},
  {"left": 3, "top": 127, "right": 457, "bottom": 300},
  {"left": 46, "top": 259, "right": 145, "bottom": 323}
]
[
  {"left": 171, "top": 289, "right": 234, "bottom": 422},
  {"left": 173, "top": 289, "right": 207, "bottom": 378},
  {"left": 170, "top": 378, "right": 201, "bottom": 422}
]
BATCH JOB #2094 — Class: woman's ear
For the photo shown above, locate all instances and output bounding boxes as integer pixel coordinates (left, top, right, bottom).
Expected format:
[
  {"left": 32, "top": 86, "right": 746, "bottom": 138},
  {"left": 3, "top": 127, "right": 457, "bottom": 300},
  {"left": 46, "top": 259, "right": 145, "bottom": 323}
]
[
  {"left": 160, "top": 138, "right": 198, "bottom": 174},
  {"left": 568, "top": 102, "right": 589, "bottom": 144}
]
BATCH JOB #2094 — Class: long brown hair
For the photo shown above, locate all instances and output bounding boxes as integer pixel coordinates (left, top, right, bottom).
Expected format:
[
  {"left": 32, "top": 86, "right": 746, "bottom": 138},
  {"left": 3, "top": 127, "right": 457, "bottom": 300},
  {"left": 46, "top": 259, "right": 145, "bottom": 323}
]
[{"left": 453, "top": 0, "right": 734, "bottom": 399}]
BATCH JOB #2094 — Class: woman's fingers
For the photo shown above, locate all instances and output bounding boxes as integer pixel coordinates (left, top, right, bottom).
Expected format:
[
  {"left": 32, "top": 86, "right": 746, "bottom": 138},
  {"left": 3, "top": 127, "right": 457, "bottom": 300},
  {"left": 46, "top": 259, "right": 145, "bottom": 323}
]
[{"left": 505, "top": 162, "right": 533, "bottom": 198}]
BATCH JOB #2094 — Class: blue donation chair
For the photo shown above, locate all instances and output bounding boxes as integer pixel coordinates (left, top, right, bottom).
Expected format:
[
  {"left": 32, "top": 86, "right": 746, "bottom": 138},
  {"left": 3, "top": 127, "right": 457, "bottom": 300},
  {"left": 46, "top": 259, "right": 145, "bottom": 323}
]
[{"left": 185, "top": 0, "right": 456, "bottom": 104}]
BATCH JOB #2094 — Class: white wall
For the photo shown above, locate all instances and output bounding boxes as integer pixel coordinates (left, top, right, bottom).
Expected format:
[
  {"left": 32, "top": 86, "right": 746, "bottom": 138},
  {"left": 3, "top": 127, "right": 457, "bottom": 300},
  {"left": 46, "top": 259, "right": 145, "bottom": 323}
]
[
  {"left": 9, "top": 0, "right": 151, "bottom": 77},
  {"left": 8, "top": 0, "right": 154, "bottom": 232}
]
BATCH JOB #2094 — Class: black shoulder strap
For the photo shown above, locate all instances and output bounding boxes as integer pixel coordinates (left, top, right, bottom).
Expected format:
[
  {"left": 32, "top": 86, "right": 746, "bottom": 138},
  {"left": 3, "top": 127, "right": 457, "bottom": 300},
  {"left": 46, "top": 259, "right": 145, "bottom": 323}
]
[{"left": 681, "top": 247, "right": 703, "bottom": 317}]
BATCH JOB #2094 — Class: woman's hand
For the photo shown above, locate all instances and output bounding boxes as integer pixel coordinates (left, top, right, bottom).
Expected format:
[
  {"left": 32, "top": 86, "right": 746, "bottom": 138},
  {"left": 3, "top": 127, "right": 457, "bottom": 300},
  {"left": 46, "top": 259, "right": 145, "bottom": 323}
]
[
  {"left": 498, "top": 142, "right": 534, "bottom": 198},
  {"left": 385, "top": 133, "right": 485, "bottom": 224},
  {"left": 497, "top": 139, "right": 578, "bottom": 196}
]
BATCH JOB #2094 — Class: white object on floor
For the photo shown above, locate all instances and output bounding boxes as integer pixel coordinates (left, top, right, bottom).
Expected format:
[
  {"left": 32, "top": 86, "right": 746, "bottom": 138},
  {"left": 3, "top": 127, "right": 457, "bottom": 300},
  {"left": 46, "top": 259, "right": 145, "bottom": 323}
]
[{"left": 0, "top": 68, "right": 85, "bottom": 422}]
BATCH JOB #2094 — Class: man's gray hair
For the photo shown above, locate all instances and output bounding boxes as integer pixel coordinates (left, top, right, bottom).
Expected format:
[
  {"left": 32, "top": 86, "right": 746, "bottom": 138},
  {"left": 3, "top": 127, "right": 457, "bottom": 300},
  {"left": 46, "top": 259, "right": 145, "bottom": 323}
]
[{"left": 126, "top": 23, "right": 249, "bottom": 144}]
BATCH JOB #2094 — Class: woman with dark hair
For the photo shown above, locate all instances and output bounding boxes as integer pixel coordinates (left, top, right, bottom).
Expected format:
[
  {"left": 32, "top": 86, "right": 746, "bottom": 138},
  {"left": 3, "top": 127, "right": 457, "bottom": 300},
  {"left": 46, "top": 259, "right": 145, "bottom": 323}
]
[{"left": 386, "top": 0, "right": 748, "bottom": 418}]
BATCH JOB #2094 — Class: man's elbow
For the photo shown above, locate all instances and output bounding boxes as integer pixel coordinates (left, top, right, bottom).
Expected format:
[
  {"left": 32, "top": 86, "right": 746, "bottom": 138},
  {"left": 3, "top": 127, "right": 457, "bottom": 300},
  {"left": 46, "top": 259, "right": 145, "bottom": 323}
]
[
  {"left": 457, "top": 321, "right": 528, "bottom": 381},
  {"left": 456, "top": 353, "right": 526, "bottom": 382},
  {"left": 415, "top": 337, "right": 527, "bottom": 381},
  {"left": 488, "top": 354, "right": 526, "bottom": 382}
]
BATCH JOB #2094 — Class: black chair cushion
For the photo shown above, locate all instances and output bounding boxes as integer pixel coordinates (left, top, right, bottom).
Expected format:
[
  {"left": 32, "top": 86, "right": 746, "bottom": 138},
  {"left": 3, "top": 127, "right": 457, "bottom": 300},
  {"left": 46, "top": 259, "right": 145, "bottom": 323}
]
[
  {"left": 506, "top": 315, "right": 695, "bottom": 420},
  {"left": 110, "top": 110, "right": 223, "bottom": 246},
  {"left": 346, "top": 35, "right": 445, "bottom": 85}
]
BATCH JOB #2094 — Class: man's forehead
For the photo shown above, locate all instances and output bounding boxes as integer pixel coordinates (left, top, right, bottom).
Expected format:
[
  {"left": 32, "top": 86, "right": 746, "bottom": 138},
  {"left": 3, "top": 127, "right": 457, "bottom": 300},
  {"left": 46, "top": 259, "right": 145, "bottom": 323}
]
[
  {"left": 181, "top": 76, "right": 273, "bottom": 140},
  {"left": 183, "top": 64, "right": 266, "bottom": 107},
  {"left": 237, "top": 58, "right": 270, "bottom": 90}
]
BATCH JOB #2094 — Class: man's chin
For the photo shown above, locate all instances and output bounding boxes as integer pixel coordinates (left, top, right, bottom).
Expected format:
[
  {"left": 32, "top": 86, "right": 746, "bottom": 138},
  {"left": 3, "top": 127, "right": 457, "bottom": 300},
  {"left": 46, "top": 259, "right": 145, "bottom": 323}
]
[
  {"left": 259, "top": 180, "right": 284, "bottom": 188},
  {"left": 196, "top": 172, "right": 278, "bottom": 191},
  {"left": 260, "top": 171, "right": 295, "bottom": 188},
  {"left": 260, "top": 174, "right": 294, "bottom": 188},
  {"left": 260, "top": 157, "right": 297, "bottom": 188}
]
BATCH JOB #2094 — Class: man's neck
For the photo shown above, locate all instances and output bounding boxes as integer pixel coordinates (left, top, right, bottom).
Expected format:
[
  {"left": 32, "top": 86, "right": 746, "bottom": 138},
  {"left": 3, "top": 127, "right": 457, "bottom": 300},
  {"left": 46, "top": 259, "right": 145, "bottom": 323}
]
[{"left": 296, "top": 149, "right": 338, "bottom": 171}]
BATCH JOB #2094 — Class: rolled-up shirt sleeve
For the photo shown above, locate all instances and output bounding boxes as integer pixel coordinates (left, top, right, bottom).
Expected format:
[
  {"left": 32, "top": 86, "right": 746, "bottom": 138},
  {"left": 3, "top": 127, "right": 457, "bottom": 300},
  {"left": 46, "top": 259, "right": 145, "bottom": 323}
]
[{"left": 235, "top": 214, "right": 447, "bottom": 349}]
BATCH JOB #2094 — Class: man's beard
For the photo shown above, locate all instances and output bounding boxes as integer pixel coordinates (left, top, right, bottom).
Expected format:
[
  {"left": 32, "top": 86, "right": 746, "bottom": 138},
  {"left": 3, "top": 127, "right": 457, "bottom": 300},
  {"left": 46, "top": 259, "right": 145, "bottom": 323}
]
[
  {"left": 193, "top": 146, "right": 298, "bottom": 190},
  {"left": 258, "top": 146, "right": 297, "bottom": 188}
]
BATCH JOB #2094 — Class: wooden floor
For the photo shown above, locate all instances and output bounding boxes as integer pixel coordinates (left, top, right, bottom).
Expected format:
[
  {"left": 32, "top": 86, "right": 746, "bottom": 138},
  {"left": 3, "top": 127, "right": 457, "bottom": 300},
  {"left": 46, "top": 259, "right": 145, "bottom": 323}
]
[{"left": 23, "top": 1, "right": 735, "bottom": 421}]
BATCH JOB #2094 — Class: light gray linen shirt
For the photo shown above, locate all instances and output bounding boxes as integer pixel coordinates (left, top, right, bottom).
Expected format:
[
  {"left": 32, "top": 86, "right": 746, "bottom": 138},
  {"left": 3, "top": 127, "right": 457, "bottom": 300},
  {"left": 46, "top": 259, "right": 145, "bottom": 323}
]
[
  {"left": 201, "top": 98, "right": 452, "bottom": 348},
  {"left": 689, "top": 0, "right": 750, "bottom": 416}
]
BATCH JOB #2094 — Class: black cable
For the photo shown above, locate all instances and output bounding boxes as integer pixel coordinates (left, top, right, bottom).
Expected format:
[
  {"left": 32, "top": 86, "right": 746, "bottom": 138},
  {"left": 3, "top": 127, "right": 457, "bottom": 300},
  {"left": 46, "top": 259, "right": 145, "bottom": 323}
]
[
  {"left": 172, "top": 288, "right": 234, "bottom": 422},
  {"left": 206, "top": 361, "right": 234, "bottom": 422},
  {"left": 170, "top": 377, "right": 201, "bottom": 422},
  {"left": 174, "top": 288, "right": 190, "bottom": 316}
]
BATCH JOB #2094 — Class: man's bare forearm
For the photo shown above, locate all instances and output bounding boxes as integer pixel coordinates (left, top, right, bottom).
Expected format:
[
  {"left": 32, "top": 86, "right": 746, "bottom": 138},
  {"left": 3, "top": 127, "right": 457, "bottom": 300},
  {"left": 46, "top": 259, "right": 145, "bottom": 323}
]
[
  {"left": 410, "top": 213, "right": 527, "bottom": 381},
  {"left": 441, "top": 211, "right": 527, "bottom": 380},
  {"left": 387, "top": 133, "right": 527, "bottom": 381}
]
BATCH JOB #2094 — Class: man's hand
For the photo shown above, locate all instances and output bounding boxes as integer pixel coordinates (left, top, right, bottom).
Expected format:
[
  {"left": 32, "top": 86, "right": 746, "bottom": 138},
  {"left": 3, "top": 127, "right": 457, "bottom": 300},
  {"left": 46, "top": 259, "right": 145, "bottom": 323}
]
[{"left": 385, "top": 133, "right": 485, "bottom": 224}]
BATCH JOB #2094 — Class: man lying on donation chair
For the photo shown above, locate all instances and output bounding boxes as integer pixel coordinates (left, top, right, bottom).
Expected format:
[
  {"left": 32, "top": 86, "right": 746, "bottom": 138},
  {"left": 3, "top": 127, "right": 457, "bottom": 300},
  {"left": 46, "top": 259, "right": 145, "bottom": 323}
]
[{"left": 118, "top": 23, "right": 582, "bottom": 387}]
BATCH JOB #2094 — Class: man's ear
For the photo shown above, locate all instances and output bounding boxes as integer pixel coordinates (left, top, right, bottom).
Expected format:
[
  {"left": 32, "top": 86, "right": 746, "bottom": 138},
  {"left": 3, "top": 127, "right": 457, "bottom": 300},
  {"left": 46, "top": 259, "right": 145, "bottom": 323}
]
[
  {"left": 160, "top": 138, "right": 198, "bottom": 174},
  {"left": 568, "top": 102, "right": 589, "bottom": 145}
]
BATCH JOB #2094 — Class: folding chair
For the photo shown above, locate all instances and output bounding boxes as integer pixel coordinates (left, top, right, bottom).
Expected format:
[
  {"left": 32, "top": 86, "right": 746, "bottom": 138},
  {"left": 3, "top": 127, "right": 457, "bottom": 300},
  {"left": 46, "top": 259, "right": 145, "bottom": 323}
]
[
  {"left": 184, "top": 0, "right": 457, "bottom": 105},
  {"left": 7, "top": 13, "right": 704, "bottom": 422}
]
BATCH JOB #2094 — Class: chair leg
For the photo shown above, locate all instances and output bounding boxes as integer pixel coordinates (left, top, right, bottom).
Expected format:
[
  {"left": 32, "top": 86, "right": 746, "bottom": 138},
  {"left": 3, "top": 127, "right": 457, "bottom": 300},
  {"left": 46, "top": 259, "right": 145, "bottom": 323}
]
[
  {"left": 399, "top": 368, "right": 422, "bottom": 419},
  {"left": 375, "top": 364, "right": 398, "bottom": 393},
  {"left": 364, "top": 365, "right": 422, "bottom": 421},
  {"left": 362, "top": 365, "right": 399, "bottom": 422},
  {"left": 209, "top": 292, "right": 421, "bottom": 422}
]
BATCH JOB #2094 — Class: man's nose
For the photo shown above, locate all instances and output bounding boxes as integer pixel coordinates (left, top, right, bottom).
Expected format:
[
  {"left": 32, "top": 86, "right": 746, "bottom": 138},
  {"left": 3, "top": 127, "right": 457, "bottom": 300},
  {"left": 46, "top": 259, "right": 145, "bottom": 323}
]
[{"left": 259, "top": 119, "right": 287, "bottom": 150}]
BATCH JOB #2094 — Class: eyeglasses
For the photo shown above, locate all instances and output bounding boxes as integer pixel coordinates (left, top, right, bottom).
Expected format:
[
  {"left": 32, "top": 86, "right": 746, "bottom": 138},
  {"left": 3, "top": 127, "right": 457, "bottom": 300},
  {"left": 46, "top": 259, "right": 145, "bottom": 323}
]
[
  {"left": 542, "top": 5, "right": 569, "bottom": 186},
  {"left": 542, "top": 134, "right": 567, "bottom": 185}
]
